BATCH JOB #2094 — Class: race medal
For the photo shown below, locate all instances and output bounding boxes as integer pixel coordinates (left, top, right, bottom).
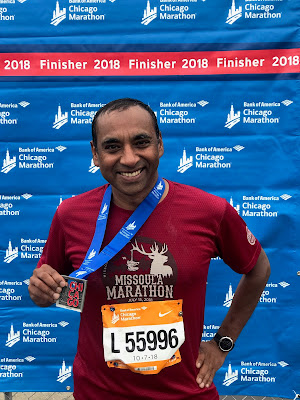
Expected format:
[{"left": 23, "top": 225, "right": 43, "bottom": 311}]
[
  {"left": 56, "top": 275, "right": 87, "bottom": 312},
  {"left": 101, "top": 299, "right": 185, "bottom": 375}
]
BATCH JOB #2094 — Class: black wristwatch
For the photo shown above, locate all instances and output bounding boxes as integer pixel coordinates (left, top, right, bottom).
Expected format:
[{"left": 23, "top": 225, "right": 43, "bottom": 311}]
[{"left": 213, "top": 333, "right": 235, "bottom": 352}]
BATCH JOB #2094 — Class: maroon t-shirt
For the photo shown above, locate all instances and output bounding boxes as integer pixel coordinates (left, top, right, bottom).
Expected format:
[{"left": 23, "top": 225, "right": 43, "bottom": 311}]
[{"left": 38, "top": 180, "right": 261, "bottom": 400}]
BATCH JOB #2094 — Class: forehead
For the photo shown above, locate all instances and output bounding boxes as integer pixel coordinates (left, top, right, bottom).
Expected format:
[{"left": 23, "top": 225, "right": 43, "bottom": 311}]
[{"left": 95, "top": 106, "right": 156, "bottom": 141}]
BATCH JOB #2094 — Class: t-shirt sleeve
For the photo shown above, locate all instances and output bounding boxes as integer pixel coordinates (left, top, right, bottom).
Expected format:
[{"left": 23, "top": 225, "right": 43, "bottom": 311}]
[
  {"left": 215, "top": 200, "right": 261, "bottom": 274},
  {"left": 37, "top": 210, "right": 73, "bottom": 275}
]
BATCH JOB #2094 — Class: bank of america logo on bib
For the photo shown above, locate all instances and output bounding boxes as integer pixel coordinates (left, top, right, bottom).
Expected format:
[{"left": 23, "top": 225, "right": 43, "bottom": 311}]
[
  {"left": 178, "top": 148, "right": 193, "bottom": 173},
  {"left": 4, "top": 241, "right": 18, "bottom": 264},
  {"left": 223, "top": 363, "right": 239, "bottom": 386},
  {"left": 51, "top": 1, "right": 67, "bottom": 26},
  {"left": 53, "top": 105, "right": 68, "bottom": 129},
  {"left": 142, "top": 0, "right": 157, "bottom": 25},
  {"left": 1, "top": 150, "right": 16, "bottom": 174}
]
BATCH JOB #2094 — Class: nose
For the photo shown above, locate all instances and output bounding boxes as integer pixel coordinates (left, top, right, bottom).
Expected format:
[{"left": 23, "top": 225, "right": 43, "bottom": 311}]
[{"left": 120, "top": 144, "right": 139, "bottom": 167}]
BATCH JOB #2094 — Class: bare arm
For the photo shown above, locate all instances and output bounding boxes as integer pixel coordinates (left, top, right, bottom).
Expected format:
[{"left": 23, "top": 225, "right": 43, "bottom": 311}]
[
  {"left": 28, "top": 264, "right": 67, "bottom": 307},
  {"left": 196, "top": 248, "right": 271, "bottom": 388}
]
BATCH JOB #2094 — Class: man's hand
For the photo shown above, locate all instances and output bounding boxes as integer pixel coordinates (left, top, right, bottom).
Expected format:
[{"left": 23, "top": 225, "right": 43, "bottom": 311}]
[
  {"left": 196, "top": 340, "right": 227, "bottom": 389},
  {"left": 28, "top": 264, "right": 67, "bottom": 307}
]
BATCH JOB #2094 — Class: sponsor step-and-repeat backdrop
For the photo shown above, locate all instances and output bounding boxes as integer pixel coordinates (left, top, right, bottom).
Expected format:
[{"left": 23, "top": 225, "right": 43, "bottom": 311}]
[{"left": 0, "top": 0, "right": 299, "bottom": 398}]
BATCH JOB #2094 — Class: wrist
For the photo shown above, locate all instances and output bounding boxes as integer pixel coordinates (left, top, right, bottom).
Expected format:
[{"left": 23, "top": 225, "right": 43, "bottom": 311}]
[{"left": 213, "top": 333, "right": 235, "bottom": 352}]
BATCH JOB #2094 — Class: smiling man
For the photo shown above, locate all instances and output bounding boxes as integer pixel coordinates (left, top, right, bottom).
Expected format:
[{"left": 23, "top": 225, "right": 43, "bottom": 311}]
[{"left": 29, "top": 98, "right": 270, "bottom": 400}]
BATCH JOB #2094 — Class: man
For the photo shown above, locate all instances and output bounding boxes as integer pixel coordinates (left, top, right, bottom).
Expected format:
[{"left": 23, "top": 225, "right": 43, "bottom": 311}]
[{"left": 29, "top": 98, "right": 270, "bottom": 400}]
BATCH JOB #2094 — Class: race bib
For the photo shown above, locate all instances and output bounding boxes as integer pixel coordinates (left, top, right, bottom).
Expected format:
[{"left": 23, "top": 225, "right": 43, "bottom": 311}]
[{"left": 101, "top": 299, "right": 185, "bottom": 375}]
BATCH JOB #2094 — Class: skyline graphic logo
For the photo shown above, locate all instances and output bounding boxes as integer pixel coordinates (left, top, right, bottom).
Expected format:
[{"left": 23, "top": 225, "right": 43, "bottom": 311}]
[
  {"left": 197, "top": 100, "right": 209, "bottom": 107},
  {"left": 142, "top": 0, "right": 157, "bottom": 25},
  {"left": 126, "top": 221, "right": 137, "bottom": 231},
  {"left": 19, "top": 101, "right": 30, "bottom": 108},
  {"left": 111, "top": 311, "right": 120, "bottom": 324},
  {"left": 98, "top": 203, "right": 108, "bottom": 220},
  {"left": 57, "top": 360, "right": 72, "bottom": 383},
  {"left": 89, "top": 159, "right": 99, "bottom": 173},
  {"left": 229, "top": 197, "right": 240, "bottom": 214},
  {"left": 223, "top": 284, "right": 234, "bottom": 307},
  {"left": 53, "top": 105, "right": 68, "bottom": 129},
  {"left": 281, "top": 99, "right": 293, "bottom": 106},
  {"left": 157, "top": 181, "right": 163, "bottom": 191},
  {"left": 280, "top": 194, "right": 292, "bottom": 200},
  {"left": 1, "top": 149, "right": 17, "bottom": 174},
  {"left": 51, "top": 0, "right": 67, "bottom": 26},
  {"left": 178, "top": 148, "right": 193, "bottom": 173},
  {"left": 88, "top": 249, "right": 96, "bottom": 259},
  {"left": 226, "top": 0, "right": 242, "bottom": 24},
  {"left": 4, "top": 240, "right": 18, "bottom": 264},
  {"left": 225, "top": 104, "right": 240, "bottom": 129},
  {"left": 223, "top": 363, "right": 238, "bottom": 386},
  {"left": 6, "top": 324, "right": 21, "bottom": 347}
]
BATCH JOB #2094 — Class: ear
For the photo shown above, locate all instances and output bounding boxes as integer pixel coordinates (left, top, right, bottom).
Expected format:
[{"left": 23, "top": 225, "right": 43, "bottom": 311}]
[
  {"left": 90, "top": 140, "right": 100, "bottom": 167},
  {"left": 158, "top": 132, "right": 164, "bottom": 158}
]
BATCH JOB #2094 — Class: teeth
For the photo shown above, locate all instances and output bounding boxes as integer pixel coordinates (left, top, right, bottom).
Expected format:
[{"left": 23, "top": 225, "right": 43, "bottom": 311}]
[{"left": 120, "top": 169, "right": 142, "bottom": 177}]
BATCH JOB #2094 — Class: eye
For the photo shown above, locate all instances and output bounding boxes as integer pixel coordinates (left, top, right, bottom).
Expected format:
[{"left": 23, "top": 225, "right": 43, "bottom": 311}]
[
  {"left": 135, "top": 139, "right": 151, "bottom": 147},
  {"left": 104, "top": 144, "right": 120, "bottom": 151}
]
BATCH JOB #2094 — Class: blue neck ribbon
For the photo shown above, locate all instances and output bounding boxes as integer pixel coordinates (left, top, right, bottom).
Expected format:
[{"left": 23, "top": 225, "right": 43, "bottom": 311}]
[{"left": 70, "top": 177, "right": 165, "bottom": 279}]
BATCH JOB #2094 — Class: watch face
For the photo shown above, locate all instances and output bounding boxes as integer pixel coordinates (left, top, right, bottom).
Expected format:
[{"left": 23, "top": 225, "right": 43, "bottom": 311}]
[{"left": 219, "top": 337, "right": 234, "bottom": 351}]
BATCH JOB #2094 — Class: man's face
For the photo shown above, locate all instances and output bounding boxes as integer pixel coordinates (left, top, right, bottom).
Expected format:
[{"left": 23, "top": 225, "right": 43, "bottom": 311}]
[{"left": 91, "top": 106, "right": 164, "bottom": 208}]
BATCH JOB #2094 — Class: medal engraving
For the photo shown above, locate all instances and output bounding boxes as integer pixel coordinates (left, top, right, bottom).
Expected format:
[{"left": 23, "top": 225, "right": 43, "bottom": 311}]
[{"left": 56, "top": 275, "right": 87, "bottom": 312}]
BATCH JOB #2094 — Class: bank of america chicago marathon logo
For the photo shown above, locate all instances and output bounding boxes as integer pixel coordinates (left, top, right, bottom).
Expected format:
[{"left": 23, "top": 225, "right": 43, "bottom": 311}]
[
  {"left": 4, "top": 321, "right": 69, "bottom": 348},
  {"left": 224, "top": 100, "right": 293, "bottom": 130},
  {"left": 3, "top": 238, "right": 46, "bottom": 264},
  {"left": 102, "top": 237, "right": 178, "bottom": 303},
  {"left": 141, "top": 0, "right": 201, "bottom": 25},
  {"left": 226, "top": 0, "right": 283, "bottom": 25},
  {"left": 0, "top": 192, "right": 32, "bottom": 217},
  {"left": 0, "top": 100, "right": 30, "bottom": 127},
  {"left": 229, "top": 193, "right": 292, "bottom": 218},
  {"left": 223, "top": 358, "right": 290, "bottom": 386},
  {"left": 177, "top": 144, "right": 244, "bottom": 173},
  {"left": 223, "top": 280, "right": 290, "bottom": 308},
  {"left": 1, "top": 146, "right": 66, "bottom": 174},
  {"left": 50, "top": 0, "right": 116, "bottom": 26},
  {"left": 0, "top": 0, "right": 27, "bottom": 22}
]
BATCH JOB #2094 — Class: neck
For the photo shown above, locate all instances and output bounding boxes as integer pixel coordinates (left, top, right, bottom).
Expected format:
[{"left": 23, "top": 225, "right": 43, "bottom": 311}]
[{"left": 112, "top": 179, "right": 169, "bottom": 211}]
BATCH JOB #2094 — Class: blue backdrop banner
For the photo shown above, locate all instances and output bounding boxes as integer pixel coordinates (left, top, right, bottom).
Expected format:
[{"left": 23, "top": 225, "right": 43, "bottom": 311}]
[{"left": 0, "top": 0, "right": 299, "bottom": 398}]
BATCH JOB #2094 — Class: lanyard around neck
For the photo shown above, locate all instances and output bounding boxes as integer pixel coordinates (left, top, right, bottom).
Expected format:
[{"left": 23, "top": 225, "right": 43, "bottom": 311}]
[{"left": 70, "top": 177, "right": 165, "bottom": 279}]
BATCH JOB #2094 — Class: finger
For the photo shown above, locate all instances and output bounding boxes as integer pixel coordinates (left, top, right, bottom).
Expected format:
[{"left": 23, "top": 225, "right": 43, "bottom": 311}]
[
  {"left": 196, "top": 362, "right": 209, "bottom": 388},
  {"left": 30, "top": 271, "right": 64, "bottom": 302},
  {"left": 33, "top": 265, "right": 66, "bottom": 292},
  {"left": 39, "top": 264, "right": 67, "bottom": 287},
  {"left": 28, "top": 280, "right": 57, "bottom": 306},
  {"left": 196, "top": 351, "right": 205, "bottom": 369}
]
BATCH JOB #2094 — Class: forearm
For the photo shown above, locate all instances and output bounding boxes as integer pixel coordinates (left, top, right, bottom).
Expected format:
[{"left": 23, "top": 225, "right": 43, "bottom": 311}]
[{"left": 217, "top": 248, "right": 271, "bottom": 341}]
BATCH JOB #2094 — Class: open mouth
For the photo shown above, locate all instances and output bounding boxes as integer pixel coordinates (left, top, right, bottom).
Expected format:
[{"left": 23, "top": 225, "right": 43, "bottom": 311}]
[{"left": 119, "top": 168, "right": 143, "bottom": 177}]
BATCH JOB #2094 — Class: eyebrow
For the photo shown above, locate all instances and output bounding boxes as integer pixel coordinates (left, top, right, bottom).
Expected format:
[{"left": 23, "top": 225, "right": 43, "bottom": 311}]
[{"left": 101, "top": 133, "right": 153, "bottom": 146}]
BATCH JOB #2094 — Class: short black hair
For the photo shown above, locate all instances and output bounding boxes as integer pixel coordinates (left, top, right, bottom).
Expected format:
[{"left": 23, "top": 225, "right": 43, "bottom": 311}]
[{"left": 92, "top": 98, "right": 160, "bottom": 148}]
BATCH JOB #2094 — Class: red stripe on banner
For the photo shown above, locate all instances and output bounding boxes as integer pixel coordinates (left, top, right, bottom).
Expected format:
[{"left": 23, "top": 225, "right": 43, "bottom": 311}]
[{"left": 0, "top": 49, "right": 299, "bottom": 76}]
